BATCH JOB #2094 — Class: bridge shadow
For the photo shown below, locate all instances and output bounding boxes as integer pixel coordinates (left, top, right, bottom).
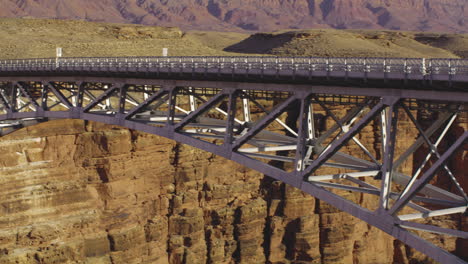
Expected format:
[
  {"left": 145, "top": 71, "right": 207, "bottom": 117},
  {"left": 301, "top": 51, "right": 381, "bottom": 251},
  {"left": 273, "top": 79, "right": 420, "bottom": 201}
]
[{"left": 224, "top": 33, "right": 295, "bottom": 54}]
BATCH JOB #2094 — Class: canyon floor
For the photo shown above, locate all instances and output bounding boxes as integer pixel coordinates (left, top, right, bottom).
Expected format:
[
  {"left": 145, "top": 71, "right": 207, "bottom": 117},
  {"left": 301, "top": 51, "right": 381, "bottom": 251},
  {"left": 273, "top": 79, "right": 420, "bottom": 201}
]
[{"left": 0, "top": 18, "right": 467, "bottom": 264}]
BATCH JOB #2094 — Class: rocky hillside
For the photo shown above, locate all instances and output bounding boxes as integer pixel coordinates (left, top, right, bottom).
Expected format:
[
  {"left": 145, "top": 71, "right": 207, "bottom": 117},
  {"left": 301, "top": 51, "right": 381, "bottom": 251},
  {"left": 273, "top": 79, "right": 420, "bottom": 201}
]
[
  {"left": 0, "top": 0, "right": 467, "bottom": 32},
  {"left": 1, "top": 18, "right": 468, "bottom": 60}
]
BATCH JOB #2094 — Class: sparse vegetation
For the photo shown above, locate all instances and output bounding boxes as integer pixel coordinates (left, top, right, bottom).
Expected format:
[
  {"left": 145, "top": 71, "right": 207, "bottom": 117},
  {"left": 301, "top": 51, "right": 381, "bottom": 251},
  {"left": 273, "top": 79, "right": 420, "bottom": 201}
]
[{"left": 0, "top": 17, "right": 467, "bottom": 59}]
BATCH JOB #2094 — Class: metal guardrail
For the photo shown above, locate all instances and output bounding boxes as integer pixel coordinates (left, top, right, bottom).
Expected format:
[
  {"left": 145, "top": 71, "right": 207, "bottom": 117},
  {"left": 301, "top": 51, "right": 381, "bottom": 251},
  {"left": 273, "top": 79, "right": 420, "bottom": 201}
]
[{"left": 0, "top": 56, "right": 467, "bottom": 82}]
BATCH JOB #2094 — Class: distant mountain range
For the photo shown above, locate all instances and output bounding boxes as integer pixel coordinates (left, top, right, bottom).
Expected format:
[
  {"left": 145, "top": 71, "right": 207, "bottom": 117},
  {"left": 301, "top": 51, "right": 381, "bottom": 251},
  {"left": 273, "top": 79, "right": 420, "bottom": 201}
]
[{"left": 1, "top": 0, "right": 467, "bottom": 33}]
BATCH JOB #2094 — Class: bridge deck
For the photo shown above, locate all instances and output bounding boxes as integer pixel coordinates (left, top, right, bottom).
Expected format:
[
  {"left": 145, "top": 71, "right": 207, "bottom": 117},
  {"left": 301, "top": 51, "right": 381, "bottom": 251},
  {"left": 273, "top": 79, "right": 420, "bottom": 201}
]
[{"left": 0, "top": 56, "right": 467, "bottom": 92}]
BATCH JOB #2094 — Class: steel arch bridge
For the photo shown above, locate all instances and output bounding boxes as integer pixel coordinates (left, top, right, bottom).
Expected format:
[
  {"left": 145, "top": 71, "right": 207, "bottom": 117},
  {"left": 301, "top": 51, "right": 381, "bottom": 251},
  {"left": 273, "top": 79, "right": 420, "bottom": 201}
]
[{"left": 0, "top": 56, "right": 467, "bottom": 263}]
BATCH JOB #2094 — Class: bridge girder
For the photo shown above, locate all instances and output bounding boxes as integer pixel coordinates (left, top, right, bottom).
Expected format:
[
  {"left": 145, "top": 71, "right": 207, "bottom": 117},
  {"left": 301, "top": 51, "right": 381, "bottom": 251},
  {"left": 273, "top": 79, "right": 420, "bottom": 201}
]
[{"left": 0, "top": 79, "right": 467, "bottom": 263}]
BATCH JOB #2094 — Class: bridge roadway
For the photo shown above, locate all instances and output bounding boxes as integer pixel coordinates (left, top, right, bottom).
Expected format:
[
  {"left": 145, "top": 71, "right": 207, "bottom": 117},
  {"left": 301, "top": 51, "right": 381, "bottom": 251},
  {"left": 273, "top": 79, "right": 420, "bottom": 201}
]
[
  {"left": 1, "top": 56, "right": 468, "bottom": 85},
  {"left": 0, "top": 56, "right": 467, "bottom": 263}
]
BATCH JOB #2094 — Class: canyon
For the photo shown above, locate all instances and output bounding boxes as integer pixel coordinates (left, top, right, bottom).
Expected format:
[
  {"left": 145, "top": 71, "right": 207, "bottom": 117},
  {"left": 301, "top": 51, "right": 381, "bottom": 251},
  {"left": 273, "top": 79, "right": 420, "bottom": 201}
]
[
  {"left": 0, "top": 17, "right": 467, "bottom": 264},
  {"left": 0, "top": 107, "right": 466, "bottom": 263}
]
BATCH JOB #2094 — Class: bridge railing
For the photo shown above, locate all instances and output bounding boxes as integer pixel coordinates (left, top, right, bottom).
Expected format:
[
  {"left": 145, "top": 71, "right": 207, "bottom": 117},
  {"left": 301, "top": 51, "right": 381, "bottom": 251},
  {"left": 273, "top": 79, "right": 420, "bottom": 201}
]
[{"left": 1, "top": 56, "right": 468, "bottom": 82}]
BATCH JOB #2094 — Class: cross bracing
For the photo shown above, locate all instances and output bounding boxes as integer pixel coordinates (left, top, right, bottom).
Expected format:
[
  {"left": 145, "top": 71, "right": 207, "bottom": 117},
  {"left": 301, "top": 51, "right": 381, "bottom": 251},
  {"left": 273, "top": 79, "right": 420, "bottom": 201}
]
[{"left": 0, "top": 56, "right": 467, "bottom": 263}]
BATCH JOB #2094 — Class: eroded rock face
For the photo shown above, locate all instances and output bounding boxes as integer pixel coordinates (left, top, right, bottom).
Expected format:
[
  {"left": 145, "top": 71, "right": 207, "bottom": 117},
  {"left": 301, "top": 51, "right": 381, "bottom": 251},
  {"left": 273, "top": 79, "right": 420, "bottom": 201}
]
[
  {"left": 0, "top": 0, "right": 467, "bottom": 32},
  {"left": 0, "top": 111, "right": 466, "bottom": 263}
]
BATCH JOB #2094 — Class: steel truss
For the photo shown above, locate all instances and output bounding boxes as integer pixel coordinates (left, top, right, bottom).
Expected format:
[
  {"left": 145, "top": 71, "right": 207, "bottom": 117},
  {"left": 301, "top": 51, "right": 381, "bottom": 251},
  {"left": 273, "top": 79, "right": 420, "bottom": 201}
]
[{"left": 0, "top": 79, "right": 467, "bottom": 263}]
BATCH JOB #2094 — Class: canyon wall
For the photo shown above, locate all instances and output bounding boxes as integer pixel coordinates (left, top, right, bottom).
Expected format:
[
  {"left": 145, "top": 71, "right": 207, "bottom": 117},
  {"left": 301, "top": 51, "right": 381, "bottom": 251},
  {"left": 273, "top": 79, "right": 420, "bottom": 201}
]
[
  {"left": 0, "top": 105, "right": 466, "bottom": 263},
  {"left": 0, "top": 0, "right": 467, "bottom": 33}
]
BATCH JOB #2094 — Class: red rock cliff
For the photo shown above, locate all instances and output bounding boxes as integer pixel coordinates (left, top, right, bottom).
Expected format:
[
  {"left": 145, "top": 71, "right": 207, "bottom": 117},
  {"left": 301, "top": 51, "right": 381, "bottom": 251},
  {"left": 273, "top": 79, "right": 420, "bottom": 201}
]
[
  {"left": 0, "top": 0, "right": 467, "bottom": 32},
  {"left": 0, "top": 106, "right": 466, "bottom": 263}
]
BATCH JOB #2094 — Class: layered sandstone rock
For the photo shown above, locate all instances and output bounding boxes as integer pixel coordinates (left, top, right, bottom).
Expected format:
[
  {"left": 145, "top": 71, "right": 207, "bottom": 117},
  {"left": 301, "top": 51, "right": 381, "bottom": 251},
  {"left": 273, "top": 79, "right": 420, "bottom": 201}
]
[{"left": 0, "top": 107, "right": 466, "bottom": 263}]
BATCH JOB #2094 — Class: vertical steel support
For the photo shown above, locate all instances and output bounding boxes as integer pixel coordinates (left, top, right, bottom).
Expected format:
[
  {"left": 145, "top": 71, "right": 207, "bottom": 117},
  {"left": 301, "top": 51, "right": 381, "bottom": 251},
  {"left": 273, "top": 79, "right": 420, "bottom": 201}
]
[
  {"left": 76, "top": 82, "right": 85, "bottom": 108},
  {"left": 103, "top": 85, "right": 111, "bottom": 110},
  {"left": 144, "top": 85, "right": 150, "bottom": 101},
  {"left": 10, "top": 82, "right": 18, "bottom": 112},
  {"left": 189, "top": 87, "right": 196, "bottom": 112},
  {"left": 71, "top": 88, "right": 77, "bottom": 107},
  {"left": 303, "top": 100, "right": 316, "bottom": 162},
  {"left": 295, "top": 94, "right": 312, "bottom": 173},
  {"left": 379, "top": 101, "right": 399, "bottom": 211},
  {"left": 166, "top": 86, "right": 178, "bottom": 126},
  {"left": 41, "top": 82, "right": 48, "bottom": 110},
  {"left": 307, "top": 102, "right": 315, "bottom": 140},
  {"left": 242, "top": 90, "right": 251, "bottom": 122},
  {"left": 224, "top": 90, "right": 238, "bottom": 146},
  {"left": 118, "top": 84, "right": 127, "bottom": 114},
  {"left": 380, "top": 108, "right": 388, "bottom": 157},
  {"left": 383, "top": 58, "right": 388, "bottom": 83},
  {"left": 0, "top": 85, "right": 11, "bottom": 112},
  {"left": 105, "top": 99, "right": 111, "bottom": 110}
]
